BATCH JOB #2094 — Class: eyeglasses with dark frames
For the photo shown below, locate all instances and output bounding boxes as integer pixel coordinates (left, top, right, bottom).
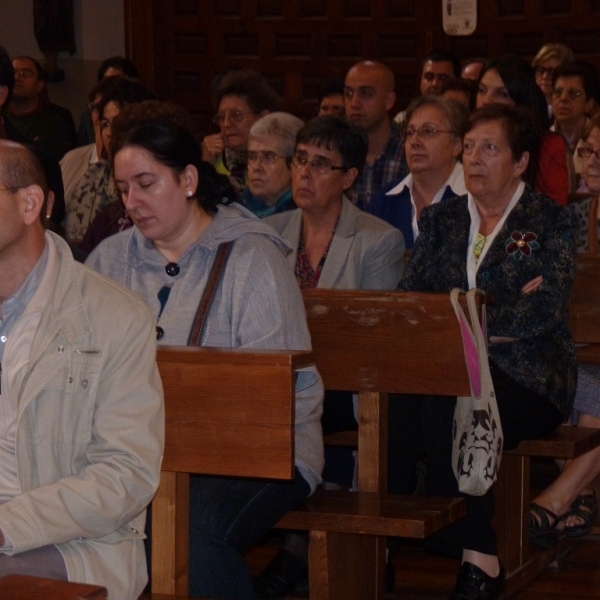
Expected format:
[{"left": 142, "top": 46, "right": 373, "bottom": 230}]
[
  {"left": 577, "top": 147, "right": 600, "bottom": 160},
  {"left": 290, "top": 154, "right": 348, "bottom": 175},
  {"left": 535, "top": 66, "right": 556, "bottom": 78},
  {"left": 552, "top": 87, "right": 584, "bottom": 100}
]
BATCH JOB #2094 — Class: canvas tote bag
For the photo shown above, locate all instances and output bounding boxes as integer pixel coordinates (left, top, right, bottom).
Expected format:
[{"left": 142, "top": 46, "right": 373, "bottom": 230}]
[{"left": 450, "top": 288, "right": 503, "bottom": 496}]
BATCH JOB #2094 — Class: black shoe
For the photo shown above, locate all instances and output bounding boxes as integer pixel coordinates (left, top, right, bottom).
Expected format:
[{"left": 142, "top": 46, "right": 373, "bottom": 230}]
[
  {"left": 253, "top": 549, "right": 308, "bottom": 599},
  {"left": 449, "top": 562, "right": 505, "bottom": 600}
]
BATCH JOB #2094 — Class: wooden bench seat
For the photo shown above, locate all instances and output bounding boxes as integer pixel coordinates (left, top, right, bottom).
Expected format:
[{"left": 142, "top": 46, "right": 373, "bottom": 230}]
[
  {"left": 152, "top": 292, "right": 470, "bottom": 600},
  {"left": 506, "top": 425, "right": 600, "bottom": 457},
  {"left": 0, "top": 574, "right": 107, "bottom": 599},
  {"left": 278, "top": 490, "right": 466, "bottom": 538}
]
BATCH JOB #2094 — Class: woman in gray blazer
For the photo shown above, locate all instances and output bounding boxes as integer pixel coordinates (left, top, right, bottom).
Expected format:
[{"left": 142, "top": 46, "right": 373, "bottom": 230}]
[{"left": 265, "top": 116, "right": 405, "bottom": 290}]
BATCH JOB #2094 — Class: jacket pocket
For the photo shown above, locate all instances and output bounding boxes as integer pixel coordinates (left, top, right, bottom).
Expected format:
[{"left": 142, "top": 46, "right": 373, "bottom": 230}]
[{"left": 32, "top": 350, "right": 102, "bottom": 445}]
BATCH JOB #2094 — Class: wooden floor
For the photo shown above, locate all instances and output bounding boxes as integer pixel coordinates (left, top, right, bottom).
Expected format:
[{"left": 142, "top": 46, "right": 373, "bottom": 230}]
[{"left": 247, "top": 535, "right": 600, "bottom": 599}]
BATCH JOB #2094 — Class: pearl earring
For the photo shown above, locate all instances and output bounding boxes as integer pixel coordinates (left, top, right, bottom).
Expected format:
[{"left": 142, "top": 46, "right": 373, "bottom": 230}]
[{"left": 186, "top": 190, "right": 192, "bottom": 197}]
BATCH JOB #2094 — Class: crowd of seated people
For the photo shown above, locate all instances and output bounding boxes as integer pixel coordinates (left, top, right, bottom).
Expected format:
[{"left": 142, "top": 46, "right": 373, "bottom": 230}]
[{"left": 0, "top": 38, "right": 598, "bottom": 600}]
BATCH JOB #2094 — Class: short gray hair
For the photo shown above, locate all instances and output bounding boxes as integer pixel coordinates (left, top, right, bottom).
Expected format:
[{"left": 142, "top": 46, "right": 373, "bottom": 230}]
[
  {"left": 404, "top": 95, "right": 469, "bottom": 139},
  {"left": 248, "top": 112, "right": 305, "bottom": 157}
]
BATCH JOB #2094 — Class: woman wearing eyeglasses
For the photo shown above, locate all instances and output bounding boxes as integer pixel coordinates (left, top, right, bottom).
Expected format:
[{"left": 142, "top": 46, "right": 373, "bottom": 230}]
[
  {"left": 550, "top": 62, "right": 600, "bottom": 189},
  {"left": 265, "top": 116, "right": 404, "bottom": 290},
  {"left": 201, "top": 69, "right": 283, "bottom": 200},
  {"left": 398, "top": 104, "right": 577, "bottom": 600},
  {"left": 531, "top": 43, "right": 575, "bottom": 119},
  {"left": 241, "top": 112, "right": 303, "bottom": 218},
  {"left": 368, "top": 95, "right": 469, "bottom": 249}
]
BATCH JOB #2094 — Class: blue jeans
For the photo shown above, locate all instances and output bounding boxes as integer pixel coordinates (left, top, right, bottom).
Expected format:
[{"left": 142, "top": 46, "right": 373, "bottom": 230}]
[{"left": 189, "top": 468, "right": 310, "bottom": 599}]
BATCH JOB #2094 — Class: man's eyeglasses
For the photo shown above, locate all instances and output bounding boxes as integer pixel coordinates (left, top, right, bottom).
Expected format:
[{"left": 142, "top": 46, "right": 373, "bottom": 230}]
[
  {"left": 212, "top": 111, "right": 255, "bottom": 126},
  {"left": 552, "top": 87, "right": 584, "bottom": 100},
  {"left": 577, "top": 147, "right": 600, "bottom": 160},
  {"left": 290, "top": 154, "right": 348, "bottom": 175},
  {"left": 246, "top": 151, "right": 291, "bottom": 166},
  {"left": 405, "top": 125, "right": 453, "bottom": 140},
  {"left": 535, "top": 66, "right": 555, "bottom": 78}
]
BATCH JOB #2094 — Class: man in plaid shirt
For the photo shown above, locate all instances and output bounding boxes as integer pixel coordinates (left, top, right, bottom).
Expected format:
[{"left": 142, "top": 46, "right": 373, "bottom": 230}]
[{"left": 344, "top": 60, "right": 407, "bottom": 210}]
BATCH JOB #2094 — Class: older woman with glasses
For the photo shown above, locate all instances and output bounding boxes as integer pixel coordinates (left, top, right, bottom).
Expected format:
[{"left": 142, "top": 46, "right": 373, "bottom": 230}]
[
  {"left": 266, "top": 115, "right": 404, "bottom": 290},
  {"left": 241, "top": 112, "right": 304, "bottom": 218},
  {"left": 531, "top": 43, "right": 575, "bottom": 118},
  {"left": 398, "top": 104, "right": 577, "bottom": 600},
  {"left": 551, "top": 62, "right": 600, "bottom": 188},
  {"left": 368, "top": 95, "right": 469, "bottom": 249},
  {"left": 202, "top": 69, "right": 283, "bottom": 200}
]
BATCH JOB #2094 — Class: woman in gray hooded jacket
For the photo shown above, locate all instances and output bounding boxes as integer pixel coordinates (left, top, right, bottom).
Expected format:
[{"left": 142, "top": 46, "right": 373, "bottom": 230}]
[{"left": 87, "top": 117, "right": 324, "bottom": 600}]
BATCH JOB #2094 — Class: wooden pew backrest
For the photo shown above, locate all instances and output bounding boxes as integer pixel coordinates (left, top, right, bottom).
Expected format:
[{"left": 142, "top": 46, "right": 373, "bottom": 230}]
[
  {"left": 302, "top": 289, "right": 476, "bottom": 397},
  {"left": 570, "top": 256, "right": 600, "bottom": 345},
  {"left": 158, "top": 346, "right": 314, "bottom": 480},
  {"left": 153, "top": 346, "right": 314, "bottom": 596}
]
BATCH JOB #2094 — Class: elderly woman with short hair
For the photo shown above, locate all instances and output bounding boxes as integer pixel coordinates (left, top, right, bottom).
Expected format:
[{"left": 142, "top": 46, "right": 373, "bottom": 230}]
[
  {"left": 397, "top": 104, "right": 577, "bottom": 600},
  {"left": 242, "top": 111, "right": 304, "bottom": 218}
]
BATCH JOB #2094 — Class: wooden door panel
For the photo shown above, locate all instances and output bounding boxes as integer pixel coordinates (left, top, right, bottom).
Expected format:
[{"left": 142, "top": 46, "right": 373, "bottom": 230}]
[{"left": 126, "top": 0, "right": 600, "bottom": 135}]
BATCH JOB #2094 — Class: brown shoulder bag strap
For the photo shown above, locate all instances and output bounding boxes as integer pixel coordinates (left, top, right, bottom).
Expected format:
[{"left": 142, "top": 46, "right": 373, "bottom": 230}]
[{"left": 188, "top": 241, "right": 233, "bottom": 346}]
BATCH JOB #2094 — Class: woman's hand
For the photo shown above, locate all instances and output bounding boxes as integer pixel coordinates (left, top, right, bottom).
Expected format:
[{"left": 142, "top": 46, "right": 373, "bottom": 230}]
[
  {"left": 202, "top": 133, "right": 225, "bottom": 165},
  {"left": 522, "top": 275, "right": 544, "bottom": 294}
]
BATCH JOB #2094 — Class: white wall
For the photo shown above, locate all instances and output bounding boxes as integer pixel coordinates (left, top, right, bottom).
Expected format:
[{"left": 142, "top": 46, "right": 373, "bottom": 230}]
[{"left": 0, "top": 0, "right": 125, "bottom": 127}]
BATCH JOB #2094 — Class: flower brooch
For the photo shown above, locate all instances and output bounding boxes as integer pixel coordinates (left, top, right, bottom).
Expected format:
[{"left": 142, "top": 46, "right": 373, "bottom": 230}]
[{"left": 505, "top": 230, "right": 540, "bottom": 260}]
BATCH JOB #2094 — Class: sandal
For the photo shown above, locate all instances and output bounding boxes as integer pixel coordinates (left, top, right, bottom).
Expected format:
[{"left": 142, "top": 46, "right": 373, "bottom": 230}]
[
  {"left": 564, "top": 490, "right": 598, "bottom": 537},
  {"left": 529, "top": 502, "right": 563, "bottom": 549}
]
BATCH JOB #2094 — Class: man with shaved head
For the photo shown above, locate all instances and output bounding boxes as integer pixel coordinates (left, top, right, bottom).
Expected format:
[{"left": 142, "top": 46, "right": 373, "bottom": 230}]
[
  {"left": 0, "top": 139, "right": 163, "bottom": 599},
  {"left": 344, "top": 60, "right": 407, "bottom": 208}
]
